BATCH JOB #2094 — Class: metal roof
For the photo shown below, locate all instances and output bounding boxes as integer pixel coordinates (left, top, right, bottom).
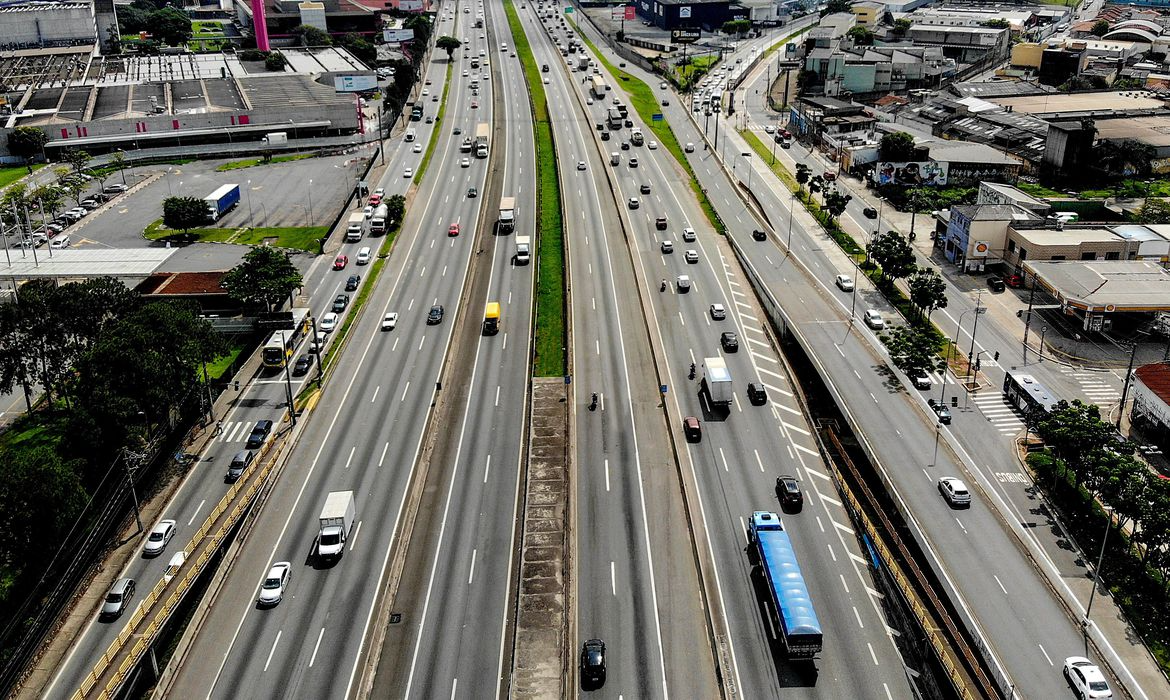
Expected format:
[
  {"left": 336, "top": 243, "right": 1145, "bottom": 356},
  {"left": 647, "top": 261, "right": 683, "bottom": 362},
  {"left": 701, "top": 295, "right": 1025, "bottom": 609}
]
[
  {"left": 1025, "top": 260, "right": 1170, "bottom": 313},
  {"left": 0, "top": 248, "right": 178, "bottom": 280}
]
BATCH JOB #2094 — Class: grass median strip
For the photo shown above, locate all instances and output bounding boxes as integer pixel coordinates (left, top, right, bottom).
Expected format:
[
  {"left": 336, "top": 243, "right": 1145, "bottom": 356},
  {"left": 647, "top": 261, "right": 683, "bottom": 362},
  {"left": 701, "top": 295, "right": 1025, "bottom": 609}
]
[
  {"left": 505, "top": 0, "right": 566, "bottom": 377},
  {"left": 415, "top": 61, "right": 454, "bottom": 186},
  {"left": 575, "top": 25, "right": 725, "bottom": 234}
]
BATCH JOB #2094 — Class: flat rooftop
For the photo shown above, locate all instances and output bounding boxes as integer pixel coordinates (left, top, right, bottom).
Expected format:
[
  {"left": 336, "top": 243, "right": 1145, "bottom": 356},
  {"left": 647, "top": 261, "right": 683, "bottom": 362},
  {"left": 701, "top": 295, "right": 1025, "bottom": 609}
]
[
  {"left": 1012, "top": 227, "right": 1119, "bottom": 246},
  {"left": 0, "top": 249, "right": 179, "bottom": 280},
  {"left": 1093, "top": 114, "right": 1170, "bottom": 149},
  {"left": 988, "top": 90, "right": 1166, "bottom": 115},
  {"left": 1026, "top": 260, "right": 1170, "bottom": 313}
]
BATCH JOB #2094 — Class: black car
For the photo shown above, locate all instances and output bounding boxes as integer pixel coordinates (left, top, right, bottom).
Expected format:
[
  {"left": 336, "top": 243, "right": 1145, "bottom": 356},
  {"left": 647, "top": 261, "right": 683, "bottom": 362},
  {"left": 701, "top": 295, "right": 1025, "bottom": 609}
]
[
  {"left": 467, "top": 187, "right": 478, "bottom": 198},
  {"left": 776, "top": 475, "right": 803, "bottom": 509},
  {"left": 720, "top": 331, "right": 739, "bottom": 352},
  {"left": 640, "top": 184, "right": 651, "bottom": 194},
  {"left": 620, "top": 141, "right": 630, "bottom": 151},
  {"left": 427, "top": 304, "right": 445, "bottom": 324},
  {"left": 245, "top": 419, "right": 273, "bottom": 449},
  {"left": 751, "top": 229, "right": 767, "bottom": 241},
  {"left": 655, "top": 216, "right": 668, "bottom": 231},
  {"left": 453, "top": 126, "right": 462, "bottom": 135},
  {"left": 863, "top": 206, "right": 878, "bottom": 220},
  {"left": 747, "top": 382, "right": 768, "bottom": 405},
  {"left": 932, "top": 403, "right": 953, "bottom": 424},
  {"left": 988, "top": 276, "right": 1006, "bottom": 293},
  {"left": 345, "top": 275, "right": 361, "bottom": 292},
  {"left": 581, "top": 639, "right": 606, "bottom": 687},
  {"left": 332, "top": 294, "right": 350, "bottom": 312},
  {"left": 292, "top": 354, "right": 314, "bottom": 376}
]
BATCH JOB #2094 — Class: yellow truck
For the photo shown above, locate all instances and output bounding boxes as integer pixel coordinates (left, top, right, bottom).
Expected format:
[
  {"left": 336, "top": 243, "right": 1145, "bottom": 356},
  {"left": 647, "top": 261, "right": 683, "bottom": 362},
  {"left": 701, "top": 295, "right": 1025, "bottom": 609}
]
[{"left": 483, "top": 302, "right": 500, "bottom": 335}]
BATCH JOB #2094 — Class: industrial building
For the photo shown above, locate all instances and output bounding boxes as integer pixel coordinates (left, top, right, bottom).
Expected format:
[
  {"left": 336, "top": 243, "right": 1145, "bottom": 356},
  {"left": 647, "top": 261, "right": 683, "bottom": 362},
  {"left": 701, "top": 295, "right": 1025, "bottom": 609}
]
[{"left": 632, "top": 0, "right": 747, "bottom": 31}]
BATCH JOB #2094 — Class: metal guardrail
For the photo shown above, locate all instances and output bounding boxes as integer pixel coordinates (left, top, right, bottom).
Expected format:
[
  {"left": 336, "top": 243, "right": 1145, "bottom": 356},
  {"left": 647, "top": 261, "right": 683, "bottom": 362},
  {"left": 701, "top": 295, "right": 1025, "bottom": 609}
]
[{"left": 70, "top": 437, "right": 285, "bottom": 699}]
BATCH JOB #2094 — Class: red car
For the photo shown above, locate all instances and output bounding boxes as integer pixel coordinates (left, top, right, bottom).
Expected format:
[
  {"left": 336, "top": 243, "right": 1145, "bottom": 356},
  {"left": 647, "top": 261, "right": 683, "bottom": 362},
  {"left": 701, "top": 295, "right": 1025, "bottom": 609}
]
[
  {"left": 369, "top": 194, "right": 382, "bottom": 206},
  {"left": 333, "top": 255, "right": 348, "bottom": 270},
  {"left": 448, "top": 223, "right": 461, "bottom": 237},
  {"left": 1006, "top": 273, "right": 1024, "bottom": 288}
]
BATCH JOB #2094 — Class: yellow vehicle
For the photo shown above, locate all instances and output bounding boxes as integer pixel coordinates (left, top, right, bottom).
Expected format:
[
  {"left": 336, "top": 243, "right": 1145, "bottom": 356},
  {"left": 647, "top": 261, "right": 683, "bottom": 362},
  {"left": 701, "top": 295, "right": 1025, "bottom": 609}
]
[{"left": 483, "top": 302, "right": 500, "bottom": 335}]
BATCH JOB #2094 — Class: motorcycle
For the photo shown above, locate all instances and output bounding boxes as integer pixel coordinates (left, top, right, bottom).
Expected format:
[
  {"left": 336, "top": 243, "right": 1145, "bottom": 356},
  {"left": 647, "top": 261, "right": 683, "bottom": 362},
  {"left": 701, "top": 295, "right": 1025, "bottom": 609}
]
[{"left": 590, "top": 392, "right": 598, "bottom": 411}]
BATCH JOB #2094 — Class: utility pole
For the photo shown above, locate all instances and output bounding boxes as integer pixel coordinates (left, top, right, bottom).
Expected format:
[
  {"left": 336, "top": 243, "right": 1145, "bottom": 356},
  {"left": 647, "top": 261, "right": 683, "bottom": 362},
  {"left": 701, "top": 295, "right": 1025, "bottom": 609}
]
[{"left": 1116, "top": 340, "right": 1140, "bottom": 429}]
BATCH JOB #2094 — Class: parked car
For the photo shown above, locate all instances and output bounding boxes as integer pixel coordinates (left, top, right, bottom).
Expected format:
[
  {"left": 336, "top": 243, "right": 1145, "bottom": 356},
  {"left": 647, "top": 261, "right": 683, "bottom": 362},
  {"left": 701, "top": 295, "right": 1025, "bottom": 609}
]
[
  {"left": 988, "top": 276, "right": 1006, "bottom": 293},
  {"left": 863, "top": 309, "right": 885, "bottom": 329}
]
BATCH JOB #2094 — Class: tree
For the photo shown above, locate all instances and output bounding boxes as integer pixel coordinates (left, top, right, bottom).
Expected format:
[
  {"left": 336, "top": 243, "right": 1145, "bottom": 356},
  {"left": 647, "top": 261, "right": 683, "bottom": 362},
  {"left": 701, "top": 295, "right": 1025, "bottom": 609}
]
[
  {"left": 1097, "top": 453, "right": 1149, "bottom": 533},
  {"left": 822, "top": 0, "right": 852, "bottom": 16},
  {"left": 405, "top": 14, "right": 432, "bottom": 48},
  {"left": 1136, "top": 198, "right": 1170, "bottom": 224},
  {"left": 879, "top": 131, "right": 916, "bottom": 162},
  {"left": 29, "top": 184, "right": 65, "bottom": 222},
  {"left": 62, "top": 148, "right": 92, "bottom": 175},
  {"left": 294, "top": 24, "right": 332, "bottom": 47},
  {"left": 436, "top": 35, "right": 462, "bottom": 60},
  {"left": 908, "top": 269, "right": 948, "bottom": 321},
  {"left": 795, "top": 163, "right": 810, "bottom": 192},
  {"left": 221, "top": 246, "right": 304, "bottom": 311},
  {"left": 879, "top": 325, "right": 945, "bottom": 379},
  {"left": 162, "top": 196, "right": 211, "bottom": 235},
  {"left": 1112, "top": 76, "right": 1145, "bottom": 90},
  {"left": 1033, "top": 400, "right": 1121, "bottom": 489},
  {"left": 339, "top": 33, "right": 376, "bottom": 64},
  {"left": 265, "top": 51, "right": 288, "bottom": 71},
  {"left": 868, "top": 229, "right": 916, "bottom": 282},
  {"left": 8, "top": 126, "right": 48, "bottom": 172},
  {"left": 0, "top": 446, "right": 87, "bottom": 569},
  {"left": 892, "top": 18, "right": 912, "bottom": 35},
  {"left": 721, "top": 19, "right": 751, "bottom": 37},
  {"left": 1093, "top": 139, "right": 1156, "bottom": 180},
  {"left": 386, "top": 194, "right": 406, "bottom": 230},
  {"left": 56, "top": 167, "right": 86, "bottom": 206},
  {"left": 982, "top": 19, "right": 1010, "bottom": 29},
  {"left": 823, "top": 190, "right": 852, "bottom": 220},
  {"left": 846, "top": 26, "right": 874, "bottom": 46},
  {"left": 1091, "top": 20, "right": 1111, "bottom": 37},
  {"left": 1060, "top": 75, "right": 1107, "bottom": 92},
  {"left": 153, "top": 6, "right": 193, "bottom": 46},
  {"left": 110, "top": 150, "right": 128, "bottom": 187}
]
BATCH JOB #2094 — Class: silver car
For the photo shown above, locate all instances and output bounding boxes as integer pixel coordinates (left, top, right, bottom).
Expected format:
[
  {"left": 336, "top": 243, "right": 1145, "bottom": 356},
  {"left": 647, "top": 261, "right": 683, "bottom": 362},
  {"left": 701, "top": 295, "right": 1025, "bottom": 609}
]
[
  {"left": 100, "top": 578, "right": 135, "bottom": 620},
  {"left": 258, "top": 562, "right": 292, "bottom": 607},
  {"left": 143, "top": 519, "right": 176, "bottom": 557}
]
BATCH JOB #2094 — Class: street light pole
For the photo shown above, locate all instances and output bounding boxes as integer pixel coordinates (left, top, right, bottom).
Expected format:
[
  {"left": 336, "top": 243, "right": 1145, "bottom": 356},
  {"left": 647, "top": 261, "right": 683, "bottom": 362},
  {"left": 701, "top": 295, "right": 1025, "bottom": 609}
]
[
  {"left": 965, "top": 292, "right": 986, "bottom": 386},
  {"left": 1084, "top": 508, "right": 1113, "bottom": 624},
  {"left": 307, "top": 179, "right": 315, "bottom": 224},
  {"left": 786, "top": 191, "right": 796, "bottom": 253}
]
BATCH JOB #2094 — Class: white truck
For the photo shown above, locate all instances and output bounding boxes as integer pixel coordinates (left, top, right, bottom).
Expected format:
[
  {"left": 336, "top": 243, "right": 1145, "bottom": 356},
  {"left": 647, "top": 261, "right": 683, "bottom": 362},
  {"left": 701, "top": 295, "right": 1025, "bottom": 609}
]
[
  {"left": 316, "top": 491, "right": 355, "bottom": 562},
  {"left": 474, "top": 122, "right": 490, "bottom": 158},
  {"left": 370, "top": 203, "right": 389, "bottom": 235},
  {"left": 703, "top": 357, "right": 733, "bottom": 407},
  {"left": 345, "top": 212, "right": 364, "bottom": 242},
  {"left": 499, "top": 196, "right": 516, "bottom": 234},
  {"left": 263, "top": 131, "right": 288, "bottom": 145},
  {"left": 515, "top": 235, "right": 531, "bottom": 265}
]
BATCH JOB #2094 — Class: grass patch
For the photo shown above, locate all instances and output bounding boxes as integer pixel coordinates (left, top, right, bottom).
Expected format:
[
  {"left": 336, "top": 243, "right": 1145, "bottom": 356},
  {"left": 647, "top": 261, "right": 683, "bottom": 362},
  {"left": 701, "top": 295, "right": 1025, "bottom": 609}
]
[
  {"left": 763, "top": 25, "right": 814, "bottom": 60},
  {"left": 415, "top": 61, "right": 454, "bottom": 186},
  {"left": 143, "top": 219, "right": 327, "bottom": 252},
  {"left": 576, "top": 25, "right": 725, "bottom": 234},
  {"left": 205, "top": 343, "right": 246, "bottom": 380},
  {"left": 506, "top": 0, "right": 566, "bottom": 377},
  {"left": 673, "top": 54, "right": 718, "bottom": 87},
  {"left": 216, "top": 154, "right": 316, "bottom": 172},
  {"left": 191, "top": 21, "right": 224, "bottom": 36},
  {"left": 0, "top": 164, "right": 42, "bottom": 189}
]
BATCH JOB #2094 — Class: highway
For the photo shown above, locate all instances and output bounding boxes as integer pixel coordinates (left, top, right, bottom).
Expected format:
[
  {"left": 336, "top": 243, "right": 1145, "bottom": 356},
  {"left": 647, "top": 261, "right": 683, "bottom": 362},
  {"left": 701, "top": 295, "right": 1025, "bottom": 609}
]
[
  {"left": 512, "top": 4, "right": 716, "bottom": 697},
  {"left": 150, "top": 1, "right": 501, "bottom": 697},
  {"left": 366, "top": 0, "right": 538, "bottom": 695},
  {"left": 590, "top": 19, "right": 1132, "bottom": 698},
  {"left": 565, "top": 14, "right": 913, "bottom": 700}
]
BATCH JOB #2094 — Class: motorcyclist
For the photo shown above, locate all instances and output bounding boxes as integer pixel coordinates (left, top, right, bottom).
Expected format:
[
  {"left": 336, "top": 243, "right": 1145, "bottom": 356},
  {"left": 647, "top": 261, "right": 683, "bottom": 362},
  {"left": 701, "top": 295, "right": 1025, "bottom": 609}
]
[{"left": 661, "top": 279, "right": 668, "bottom": 291}]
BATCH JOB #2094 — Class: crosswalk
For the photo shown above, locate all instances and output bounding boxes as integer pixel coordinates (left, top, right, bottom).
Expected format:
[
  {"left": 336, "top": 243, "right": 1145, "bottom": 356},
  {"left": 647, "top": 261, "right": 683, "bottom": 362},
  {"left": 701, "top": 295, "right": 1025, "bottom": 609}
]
[
  {"left": 215, "top": 420, "right": 256, "bottom": 444},
  {"left": 971, "top": 393, "right": 1027, "bottom": 435},
  {"left": 1057, "top": 367, "right": 1122, "bottom": 405}
]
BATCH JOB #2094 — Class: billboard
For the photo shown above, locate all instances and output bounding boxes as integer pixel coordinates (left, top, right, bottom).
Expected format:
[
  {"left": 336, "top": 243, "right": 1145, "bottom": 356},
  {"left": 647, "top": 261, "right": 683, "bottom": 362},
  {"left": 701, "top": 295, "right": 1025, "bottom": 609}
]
[
  {"left": 875, "top": 161, "right": 948, "bottom": 187},
  {"left": 398, "top": 0, "right": 424, "bottom": 10},
  {"left": 334, "top": 75, "right": 378, "bottom": 92},
  {"left": 383, "top": 28, "right": 415, "bottom": 43},
  {"left": 672, "top": 28, "right": 701, "bottom": 43},
  {"left": 679, "top": 6, "right": 692, "bottom": 19}
]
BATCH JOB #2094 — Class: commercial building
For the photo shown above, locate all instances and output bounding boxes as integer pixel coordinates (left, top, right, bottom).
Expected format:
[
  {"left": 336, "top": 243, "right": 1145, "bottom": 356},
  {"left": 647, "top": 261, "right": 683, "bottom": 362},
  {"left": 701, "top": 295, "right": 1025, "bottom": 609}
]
[
  {"left": 1132, "top": 362, "right": 1170, "bottom": 453},
  {"left": 632, "top": 0, "right": 746, "bottom": 31},
  {"left": 1022, "top": 260, "right": 1170, "bottom": 332},
  {"left": 234, "top": 0, "right": 383, "bottom": 43},
  {"left": 904, "top": 25, "right": 1010, "bottom": 64},
  {"left": 0, "top": 2, "right": 97, "bottom": 48}
]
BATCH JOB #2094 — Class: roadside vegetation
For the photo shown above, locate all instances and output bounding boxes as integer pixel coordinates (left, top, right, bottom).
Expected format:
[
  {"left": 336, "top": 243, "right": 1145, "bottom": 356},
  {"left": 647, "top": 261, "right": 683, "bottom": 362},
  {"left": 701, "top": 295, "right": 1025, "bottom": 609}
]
[
  {"left": 144, "top": 218, "right": 327, "bottom": 252},
  {"left": 0, "top": 165, "right": 41, "bottom": 190},
  {"left": 217, "top": 154, "right": 315, "bottom": 172},
  {"left": 575, "top": 26, "right": 725, "bottom": 234},
  {"left": 1027, "top": 402, "right": 1170, "bottom": 671},
  {"left": 415, "top": 61, "right": 455, "bottom": 186},
  {"left": 505, "top": 0, "right": 567, "bottom": 377}
]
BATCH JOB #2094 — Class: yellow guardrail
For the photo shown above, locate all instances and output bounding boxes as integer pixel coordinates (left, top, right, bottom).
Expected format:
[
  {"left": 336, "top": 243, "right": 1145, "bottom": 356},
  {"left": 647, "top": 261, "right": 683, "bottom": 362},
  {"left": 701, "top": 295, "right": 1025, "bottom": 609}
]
[{"left": 70, "top": 439, "right": 284, "bottom": 699}]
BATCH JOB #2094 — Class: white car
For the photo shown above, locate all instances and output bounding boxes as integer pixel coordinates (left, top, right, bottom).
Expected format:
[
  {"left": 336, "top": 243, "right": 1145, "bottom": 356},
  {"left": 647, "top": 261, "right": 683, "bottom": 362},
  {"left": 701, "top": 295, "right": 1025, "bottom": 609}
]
[
  {"left": 937, "top": 477, "right": 971, "bottom": 507},
  {"left": 627, "top": 197, "right": 640, "bottom": 209},
  {"left": 676, "top": 275, "right": 691, "bottom": 292},
  {"left": 542, "top": 77, "right": 549, "bottom": 84},
  {"left": 258, "top": 562, "right": 291, "bottom": 607},
  {"left": 684, "top": 142, "right": 695, "bottom": 153},
  {"left": 363, "top": 206, "right": 373, "bottom": 218},
  {"left": 764, "top": 125, "right": 775, "bottom": 134},
  {"left": 381, "top": 312, "right": 398, "bottom": 331},
  {"left": 308, "top": 332, "right": 328, "bottom": 353},
  {"left": 356, "top": 246, "right": 371, "bottom": 265},
  {"left": 863, "top": 309, "right": 885, "bottom": 329},
  {"left": 163, "top": 551, "right": 186, "bottom": 584},
  {"left": 422, "top": 88, "right": 430, "bottom": 96},
  {"left": 403, "top": 167, "right": 414, "bottom": 178},
  {"left": 587, "top": 97, "right": 594, "bottom": 105},
  {"left": 461, "top": 158, "right": 471, "bottom": 167},
  {"left": 413, "top": 143, "right": 423, "bottom": 153},
  {"left": 660, "top": 240, "right": 673, "bottom": 253},
  {"left": 577, "top": 161, "right": 587, "bottom": 171},
  {"left": 648, "top": 141, "right": 658, "bottom": 150},
  {"left": 709, "top": 303, "right": 726, "bottom": 320},
  {"left": 682, "top": 227, "right": 696, "bottom": 242},
  {"left": 684, "top": 250, "right": 699, "bottom": 264},
  {"left": 49, "top": 236, "right": 71, "bottom": 249},
  {"left": 373, "top": 187, "right": 385, "bottom": 197},
  {"left": 319, "top": 312, "right": 339, "bottom": 332},
  {"left": 143, "top": 519, "right": 176, "bottom": 557},
  {"left": 835, "top": 274, "right": 854, "bottom": 292},
  {"left": 1063, "top": 656, "right": 1112, "bottom": 699}
]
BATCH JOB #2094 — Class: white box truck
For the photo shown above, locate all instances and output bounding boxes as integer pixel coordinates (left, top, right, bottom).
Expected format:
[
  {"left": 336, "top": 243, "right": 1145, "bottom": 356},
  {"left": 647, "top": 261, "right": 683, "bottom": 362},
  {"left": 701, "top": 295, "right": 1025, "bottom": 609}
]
[
  {"left": 264, "top": 131, "right": 288, "bottom": 145},
  {"left": 515, "top": 235, "right": 531, "bottom": 265},
  {"left": 316, "top": 491, "right": 355, "bottom": 562},
  {"left": 370, "top": 203, "right": 389, "bottom": 235},
  {"left": 703, "top": 357, "right": 733, "bottom": 406},
  {"left": 498, "top": 197, "right": 516, "bottom": 234},
  {"left": 345, "top": 212, "right": 364, "bottom": 242},
  {"left": 475, "top": 123, "right": 490, "bottom": 158}
]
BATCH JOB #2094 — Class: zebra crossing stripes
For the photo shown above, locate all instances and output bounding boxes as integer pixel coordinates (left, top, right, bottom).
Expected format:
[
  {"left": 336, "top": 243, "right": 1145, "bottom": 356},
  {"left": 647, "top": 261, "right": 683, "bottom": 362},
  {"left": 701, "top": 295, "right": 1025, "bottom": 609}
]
[
  {"left": 217, "top": 421, "right": 252, "bottom": 443},
  {"left": 971, "top": 393, "right": 1027, "bottom": 435}
]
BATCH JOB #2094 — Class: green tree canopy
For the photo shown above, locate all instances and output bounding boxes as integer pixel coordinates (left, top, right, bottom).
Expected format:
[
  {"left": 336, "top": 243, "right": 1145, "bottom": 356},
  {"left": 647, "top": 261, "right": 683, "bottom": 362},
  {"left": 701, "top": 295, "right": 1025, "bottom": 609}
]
[
  {"left": 1136, "top": 198, "right": 1170, "bottom": 224},
  {"left": 879, "top": 325, "right": 945, "bottom": 379},
  {"left": 879, "top": 131, "right": 916, "bottom": 162},
  {"left": 162, "top": 196, "right": 211, "bottom": 235},
  {"left": 892, "top": 18, "right": 912, "bottom": 35},
  {"left": 822, "top": 0, "right": 852, "bottom": 16},
  {"left": 0, "top": 446, "right": 87, "bottom": 569},
  {"left": 386, "top": 194, "right": 406, "bottom": 230},
  {"left": 982, "top": 19, "right": 1010, "bottom": 29},
  {"left": 868, "top": 229, "right": 916, "bottom": 282},
  {"left": 265, "top": 51, "right": 288, "bottom": 71},
  {"left": 62, "top": 148, "right": 92, "bottom": 175},
  {"left": 1093, "top": 139, "right": 1156, "bottom": 180},
  {"left": 907, "top": 269, "right": 948, "bottom": 320},
  {"left": 294, "top": 24, "right": 332, "bottom": 46},
  {"left": 1091, "top": 19, "right": 1111, "bottom": 37},
  {"left": 339, "top": 33, "right": 376, "bottom": 64},
  {"left": 1033, "top": 400, "right": 1124, "bottom": 491},
  {"left": 221, "top": 245, "right": 304, "bottom": 311},
  {"left": 722, "top": 19, "right": 751, "bottom": 36},
  {"left": 436, "top": 35, "right": 462, "bottom": 60},
  {"left": 153, "top": 6, "right": 193, "bottom": 46},
  {"left": 846, "top": 25, "right": 874, "bottom": 46},
  {"left": 7, "top": 126, "right": 48, "bottom": 171}
]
